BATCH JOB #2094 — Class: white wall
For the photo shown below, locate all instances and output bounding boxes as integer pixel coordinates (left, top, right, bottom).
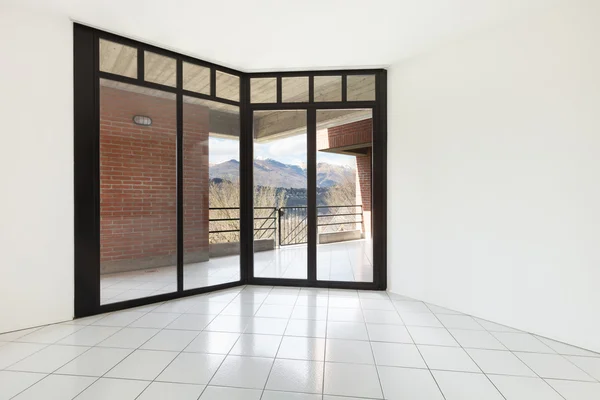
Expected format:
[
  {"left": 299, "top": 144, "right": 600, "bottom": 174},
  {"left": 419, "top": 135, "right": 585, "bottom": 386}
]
[
  {"left": 388, "top": 0, "right": 600, "bottom": 352},
  {"left": 0, "top": 6, "right": 74, "bottom": 332}
]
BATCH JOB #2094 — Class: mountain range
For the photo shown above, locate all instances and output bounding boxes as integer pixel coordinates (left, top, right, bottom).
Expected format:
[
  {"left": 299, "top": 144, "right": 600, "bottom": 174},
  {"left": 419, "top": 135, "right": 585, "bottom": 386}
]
[{"left": 209, "top": 159, "right": 355, "bottom": 188}]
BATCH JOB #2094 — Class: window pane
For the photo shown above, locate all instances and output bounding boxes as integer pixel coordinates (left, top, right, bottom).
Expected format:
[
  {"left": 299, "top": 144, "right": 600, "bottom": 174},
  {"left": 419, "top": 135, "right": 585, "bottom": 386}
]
[
  {"left": 99, "top": 79, "right": 177, "bottom": 304},
  {"left": 253, "top": 110, "right": 307, "bottom": 279},
  {"left": 316, "top": 109, "right": 373, "bottom": 283},
  {"left": 347, "top": 75, "right": 376, "bottom": 101},
  {"left": 144, "top": 51, "right": 177, "bottom": 87},
  {"left": 183, "top": 97, "right": 240, "bottom": 289},
  {"left": 314, "top": 76, "right": 341, "bottom": 102},
  {"left": 216, "top": 71, "right": 240, "bottom": 102},
  {"left": 282, "top": 77, "right": 309, "bottom": 102},
  {"left": 183, "top": 62, "right": 211, "bottom": 95},
  {"left": 251, "top": 78, "right": 277, "bottom": 103},
  {"left": 99, "top": 39, "right": 137, "bottom": 78}
]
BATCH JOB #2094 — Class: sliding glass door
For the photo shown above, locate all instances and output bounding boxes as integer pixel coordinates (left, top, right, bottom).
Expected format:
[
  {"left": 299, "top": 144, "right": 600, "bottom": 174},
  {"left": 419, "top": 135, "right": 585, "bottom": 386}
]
[
  {"left": 250, "top": 108, "right": 375, "bottom": 285},
  {"left": 252, "top": 110, "right": 308, "bottom": 280}
]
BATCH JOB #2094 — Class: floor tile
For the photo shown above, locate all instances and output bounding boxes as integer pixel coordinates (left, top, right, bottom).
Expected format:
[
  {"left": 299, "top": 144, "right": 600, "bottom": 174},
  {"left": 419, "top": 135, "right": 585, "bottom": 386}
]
[
  {"left": 140, "top": 329, "right": 198, "bottom": 351},
  {"left": 57, "top": 326, "right": 121, "bottom": 346},
  {"left": 230, "top": 334, "right": 282, "bottom": 358},
  {"left": 278, "top": 336, "right": 326, "bottom": 361},
  {"left": 366, "top": 323, "right": 413, "bottom": 343},
  {"left": 75, "top": 377, "right": 149, "bottom": 400},
  {"left": 546, "top": 379, "right": 600, "bottom": 400},
  {"left": 56, "top": 347, "right": 132, "bottom": 376},
  {"left": 408, "top": 326, "right": 459, "bottom": 346},
  {"left": 152, "top": 300, "right": 195, "bottom": 314},
  {"left": 266, "top": 359, "right": 324, "bottom": 394},
  {"left": 362, "top": 309, "right": 403, "bottom": 325},
  {"left": 157, "top": 352, "right": 224, "bottom": 384},
  {"left": 96, "top": 327, "right": 159, "bottom": 349},
  {"left": 184, "top": 331, "right": 240, "bottom": 354},
  {"left": 378, "top": 366, "right": 443, "bottom": 399},
  {"left": 92, "top": 311, "right": 146, "bottom": 327},
  {"left": 166, "top": 314, "right": 214, "bottom": 330},
  {"left": 393, "top": 301, "right": 432, "bottom": 314},
  {"left": 418, "top": 345, "right": 481, "bottom": 372},
  {"left": 433, "top": 370, "right": 504, "bottom": 400},
  {"left": 328, "top": 297, "right": 360, "bottom": 309},
  {"left": 7, "top": 344, "right": 89, "bottom": 373},
  {"left": 371, "top": 342, "right": 427, "bottom": 368},
  {"left": 0, "top": 371, "right": 46, "bottom": 400},
  {"left": 566, "top": 355, "right": 600, "bottom": 381},
  {"left": 488, "top": 374, "right": 564, "bottom": 400},
  {"left": 437, "top": 315, "right": 483, "bottom": 330},
  {"left": 474, "top": 318, "right": 520, "bottom": 333},
  {"left": 186, "top": 302, "right": 228, "bottom": 315},
  {"left": 401, "top": 312, "right": 443, "bottom": 327},
  {"left": 0, "top": 342, "right": 47, "bottom": 369},
  {"left": 538, "top": 337, "right": 600, "bottom": 357},
  {"left": 325, "top": 339, "right": 374, "bottom": 364},
  {"left": 426, "top": 304, "right": 462, "bottom": 315},
  {"left": 264, "top": 294, "right": 299, "bottom": 306},
  {"left": 327, "top": 308, "right": 364, "bottom": 323},
  {"left": 492, "top": 332, "right": 555, "bottom": 353},
  {"left": 466, "top": 349, "right": 536, "bottom": 377},
  {"left": 255, "top": 305, "right": 294, "bottom": 319},
  {"left": 105, "top": 349, "right": 178, "bottom": 380},
  {"left": 16, "top": 325, "right": 83, "bottom": 344},
  {"left": 295, "top": 295, "right": 328, "bottom": 307},
  {"left": 515, "top": 352, "right": 595, "bottom": 381},
  {"left": 360, "top": 299, "right": 395, "bottom": 311},
  {"left": 199, "top": 386, "right": 261, "bottom": 399},
  {"left": 327, "top": 321, "right": 368, "bottom": 340},
  {"left": 244, "top": 317, "right": 288, "bottom": 335},
  {"left": 449, "top": 328, "right": 506, "bottom": 350},
  {"left": 137, "top": 382, "right": 205, "bottom": 400},
  {"left": 323, "top": 397, "right": 379, "bottom": 400},
  {"left": 285, "top": 320, "right": 327, "bottom": 338},
  {"left": 13, "top": 374, "right": 95, "bottom": 400},
  {"left": 324, "top": 362, "right": 382, "bottom": 398},
  {"left": 0, "top": 328, "right": 41, "bottom": 342},
  {"left": 221, "top": 303, "right": 261, "bottom": 317},
  {"left": 210, "top": 355, "right": 273, "bottom": 389},
  {"left": 291, "top": 306, "right": 328, "bottom": 321},
  {"left": 264, "top": 391, "right": 321, "bottom": 399},
  {"left": 205, "top": 316, "right": 251, "bottom": 333},
  {"left": 129, "top": 313, "right": 181, "bottom": 329}
]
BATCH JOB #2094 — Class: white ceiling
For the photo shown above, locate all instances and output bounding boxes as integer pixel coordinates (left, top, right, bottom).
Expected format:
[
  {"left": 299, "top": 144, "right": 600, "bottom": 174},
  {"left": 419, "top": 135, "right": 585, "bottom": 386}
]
[{"left": 10, "top": 0, "right": 561, "bottom": 71}]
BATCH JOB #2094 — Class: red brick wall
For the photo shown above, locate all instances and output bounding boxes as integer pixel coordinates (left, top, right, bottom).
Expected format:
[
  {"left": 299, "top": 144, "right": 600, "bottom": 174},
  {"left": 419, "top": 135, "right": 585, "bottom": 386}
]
[
  {"left": 356, "top": 149, "right": 372, "bottom": 235},
  {"left": 317, "top": 118, "right": 372, "bottom": 151},
  {"left": 183, "top": 102, "right": 210, "bottom": 264},
  {"left": 99, "top": 85, "right": 209, "bottom": 272},
  {"left": 317, "top": 118, "right": 372, "bottom": 235}
]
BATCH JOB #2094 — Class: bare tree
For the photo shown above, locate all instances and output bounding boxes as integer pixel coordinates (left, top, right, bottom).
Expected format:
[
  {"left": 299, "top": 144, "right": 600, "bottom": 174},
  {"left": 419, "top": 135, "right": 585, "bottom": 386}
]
[
  {"left": 208, "top": 179, "right": 286, "bottom": 243},
  {"left": 321, "top": 176, "right": 360, "bottom": 233}
]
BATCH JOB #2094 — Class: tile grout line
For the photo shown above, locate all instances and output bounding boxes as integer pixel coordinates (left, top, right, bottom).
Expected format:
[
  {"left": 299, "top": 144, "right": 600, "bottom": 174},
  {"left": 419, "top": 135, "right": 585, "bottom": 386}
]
[
  {"left": 259, "top": 286, "right": 298, "bottom": 399},
  {"left": 391, "top": 292, "right": 448, "bottom": 400},
  {"left": 6, "top": 304, "right": 171, "bottom": 400},
  {"left": 131, "top": 285, "right": 253, "bottom": 400},
  {"left": 424, "top": 303, "right": 510, "bottom": 400}
]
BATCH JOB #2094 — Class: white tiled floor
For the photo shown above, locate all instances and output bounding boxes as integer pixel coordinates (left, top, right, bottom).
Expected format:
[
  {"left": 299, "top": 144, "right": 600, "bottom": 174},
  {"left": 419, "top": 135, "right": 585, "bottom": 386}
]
[
  {"left": 100, "top": 240, "right": 373, "bottom": 304},
  {"left": 2, "top": 286, "right": 600, "bottom": 399}
]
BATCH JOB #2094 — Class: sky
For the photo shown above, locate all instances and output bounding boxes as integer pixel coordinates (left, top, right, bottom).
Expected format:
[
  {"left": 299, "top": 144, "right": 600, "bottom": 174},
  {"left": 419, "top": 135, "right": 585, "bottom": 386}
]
[{"left": 209, "top": 135, "right": 357, "bottom": 168}]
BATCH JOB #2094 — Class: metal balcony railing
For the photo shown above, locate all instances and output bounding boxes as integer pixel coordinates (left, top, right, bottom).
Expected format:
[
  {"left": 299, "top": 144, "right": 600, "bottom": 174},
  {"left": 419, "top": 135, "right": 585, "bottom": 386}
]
[{"left": 208, "top": 205, "right": 364, "bottom": 247}]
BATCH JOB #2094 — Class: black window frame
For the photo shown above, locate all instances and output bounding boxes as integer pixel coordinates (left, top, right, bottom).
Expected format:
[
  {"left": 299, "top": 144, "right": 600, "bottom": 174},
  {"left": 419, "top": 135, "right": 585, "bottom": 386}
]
[{"left": 74, "top": 23, "right": 387, "bottom": 318}]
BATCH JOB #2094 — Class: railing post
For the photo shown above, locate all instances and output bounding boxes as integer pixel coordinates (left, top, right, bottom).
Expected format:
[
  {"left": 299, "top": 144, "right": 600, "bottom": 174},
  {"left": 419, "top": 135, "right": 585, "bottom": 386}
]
[{"left": 277, "top": 207, "right": 282, "bottom": 248}]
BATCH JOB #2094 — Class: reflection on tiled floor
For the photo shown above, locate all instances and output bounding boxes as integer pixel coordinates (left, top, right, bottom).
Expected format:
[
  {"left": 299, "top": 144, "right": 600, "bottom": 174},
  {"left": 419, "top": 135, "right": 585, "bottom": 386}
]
[
  {"left": 101, "top": 240, "right": 373, "bottom": 304},
  {"left": 2, "top": 286, "right": 599, "bottom": 399}
]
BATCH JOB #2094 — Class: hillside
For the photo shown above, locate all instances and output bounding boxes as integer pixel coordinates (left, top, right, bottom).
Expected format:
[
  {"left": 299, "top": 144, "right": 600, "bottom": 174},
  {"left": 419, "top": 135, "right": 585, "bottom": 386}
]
[{"left": 209, "top": 159, "right": 355, "bottom": 188}]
